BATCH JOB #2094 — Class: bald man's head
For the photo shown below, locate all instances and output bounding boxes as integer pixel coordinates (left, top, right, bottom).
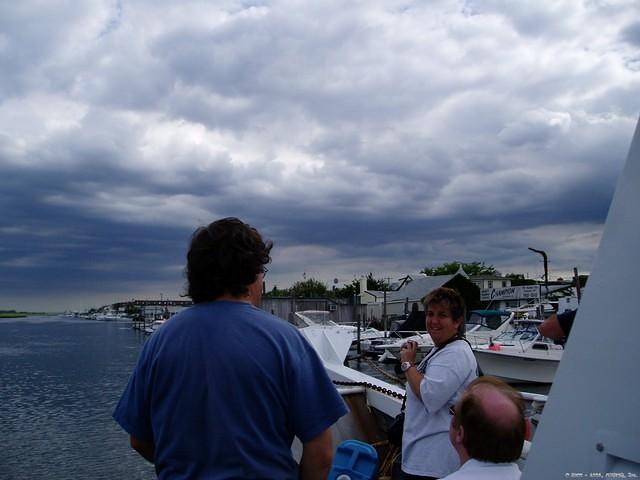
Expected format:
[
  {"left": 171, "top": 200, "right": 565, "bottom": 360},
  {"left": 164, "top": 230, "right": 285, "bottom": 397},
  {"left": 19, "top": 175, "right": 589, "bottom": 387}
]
[{"left": 452, "top": 376, "right": 526, "bottom": 463}]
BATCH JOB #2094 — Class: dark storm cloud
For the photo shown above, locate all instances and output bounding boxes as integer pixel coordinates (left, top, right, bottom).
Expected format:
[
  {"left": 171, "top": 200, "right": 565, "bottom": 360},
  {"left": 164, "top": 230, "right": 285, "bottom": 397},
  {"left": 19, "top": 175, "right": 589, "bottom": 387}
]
[
  {"left": 621, "top": 21, "right": 640, "bottom": 46},
  {"left": 0, "top": 0, "right": 639, "bottom": 310}
]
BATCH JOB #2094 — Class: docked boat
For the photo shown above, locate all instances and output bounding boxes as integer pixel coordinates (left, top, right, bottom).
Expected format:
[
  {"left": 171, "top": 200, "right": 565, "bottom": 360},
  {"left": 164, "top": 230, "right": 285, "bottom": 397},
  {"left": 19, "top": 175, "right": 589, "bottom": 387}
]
[
  {"left": 507, "top": 302, "right": 555, "bottom": 321},
  {"left": 96, "top": 310, "right": 130, "bottom": 321},
  {"left": 471, "top": 320, "right": 562, "bottom": 383},
  {"left": 369, "top": 331, "right": 433, "bottom": 362},
  {"left": 464, "top": 309, "right": 515, "bottom": 344},
  {"left": 143, "top": 319, "right": 166, "bottom": 334},
  {"left": 291, "top": 310, "right": 384, "bottom": 344}
]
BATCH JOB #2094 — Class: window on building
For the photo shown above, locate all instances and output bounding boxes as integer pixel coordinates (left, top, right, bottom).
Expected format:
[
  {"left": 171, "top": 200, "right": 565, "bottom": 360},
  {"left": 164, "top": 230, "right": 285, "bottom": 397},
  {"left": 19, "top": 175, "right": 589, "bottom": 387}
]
[
  {"left": 488, "top": 280, "right": 493, "bottom": 288},
  {"left": 502, "top": 281, "right": 508, "bottom": 287}
]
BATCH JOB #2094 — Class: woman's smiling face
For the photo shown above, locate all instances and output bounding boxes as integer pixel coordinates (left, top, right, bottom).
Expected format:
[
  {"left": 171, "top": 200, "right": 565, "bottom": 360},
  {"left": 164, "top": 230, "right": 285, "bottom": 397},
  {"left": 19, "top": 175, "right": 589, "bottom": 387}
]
[{"left": 426, "top": 300, "right": 461, "bottom": 347}]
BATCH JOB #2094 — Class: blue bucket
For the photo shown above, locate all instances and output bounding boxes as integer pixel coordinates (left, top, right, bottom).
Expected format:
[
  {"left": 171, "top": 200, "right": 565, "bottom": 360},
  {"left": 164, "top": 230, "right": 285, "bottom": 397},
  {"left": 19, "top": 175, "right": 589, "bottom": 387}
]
[{"left": 328, "top": 440, "right": 378, "bottom": 480}]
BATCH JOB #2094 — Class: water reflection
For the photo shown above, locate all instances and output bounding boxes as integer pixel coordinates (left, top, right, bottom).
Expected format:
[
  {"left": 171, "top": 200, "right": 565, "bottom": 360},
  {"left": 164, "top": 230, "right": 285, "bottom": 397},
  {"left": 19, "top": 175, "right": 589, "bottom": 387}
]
[{"left": 0, "top": 316, "right": 155, "bottom": 479}]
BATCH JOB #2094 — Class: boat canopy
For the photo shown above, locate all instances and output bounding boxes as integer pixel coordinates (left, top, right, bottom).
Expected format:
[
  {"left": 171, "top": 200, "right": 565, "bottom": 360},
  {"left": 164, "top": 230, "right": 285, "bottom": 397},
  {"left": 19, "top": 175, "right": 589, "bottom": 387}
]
[
  {"left": 469, "top": 309, "right": 511, "bottom": 317},
  {"left": 466, "top": 310, "right": 512, "bottom": 331}
]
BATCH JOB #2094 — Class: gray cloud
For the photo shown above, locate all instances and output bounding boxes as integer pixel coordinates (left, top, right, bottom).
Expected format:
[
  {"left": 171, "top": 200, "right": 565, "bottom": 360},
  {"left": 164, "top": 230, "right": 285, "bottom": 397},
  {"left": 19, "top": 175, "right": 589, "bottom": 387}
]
[
  {"left": 0, "top": 0, "right": 639, "bottom": 311},
  {"left": 621, "top": 21, "right": 640, "bottom": 46}
]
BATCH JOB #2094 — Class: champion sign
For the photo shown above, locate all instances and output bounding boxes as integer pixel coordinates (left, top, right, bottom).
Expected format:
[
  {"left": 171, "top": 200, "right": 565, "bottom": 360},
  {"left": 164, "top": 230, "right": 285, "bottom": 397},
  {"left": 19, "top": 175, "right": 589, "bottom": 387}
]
[{"left": 480, "top": 285, "right": 540, "bottom": 301}]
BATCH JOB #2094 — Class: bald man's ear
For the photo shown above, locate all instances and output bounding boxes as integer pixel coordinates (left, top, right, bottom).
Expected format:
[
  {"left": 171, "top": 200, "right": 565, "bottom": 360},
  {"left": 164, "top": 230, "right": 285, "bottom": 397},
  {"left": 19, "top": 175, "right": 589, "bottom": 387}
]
[{"left": 524, "top": 418, "right": 533, "bottom": 441}]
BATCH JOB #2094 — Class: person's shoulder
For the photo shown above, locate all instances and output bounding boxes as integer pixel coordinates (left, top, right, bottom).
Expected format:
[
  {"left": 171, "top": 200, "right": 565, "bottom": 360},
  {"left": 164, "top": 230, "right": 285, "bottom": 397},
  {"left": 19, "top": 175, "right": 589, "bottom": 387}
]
[
  {"left": 557, "top": 309, "right": 577, "bottom": 322},
  {"left": 448, "top": 339, "right": 474, "bottom": 354},
  {"left": 443, "top": 459, "right": 520, "bottom": 479},
  {"left": 431, "top": 339, "right": 476, "bottom": 369},
  {"left": 244, "top": 306, "right": 306, "bottom": 342},
  {"left": 557, "top": 309, "right": 577, "bottom": 334},
  {"left": 247, "top": 305, "right": 294, "bottom": 326}
]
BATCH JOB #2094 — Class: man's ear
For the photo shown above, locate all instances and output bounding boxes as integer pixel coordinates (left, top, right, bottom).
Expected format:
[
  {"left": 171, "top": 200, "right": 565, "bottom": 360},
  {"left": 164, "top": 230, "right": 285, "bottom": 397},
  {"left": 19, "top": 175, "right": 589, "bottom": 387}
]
[{"left": 453, "top": 423, "right": 464, "bottom": 446}]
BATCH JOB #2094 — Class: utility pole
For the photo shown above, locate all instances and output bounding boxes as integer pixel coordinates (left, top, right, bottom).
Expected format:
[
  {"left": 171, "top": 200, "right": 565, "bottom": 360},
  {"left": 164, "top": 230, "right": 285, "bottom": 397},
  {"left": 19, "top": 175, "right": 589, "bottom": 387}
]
[
  {"left": 573, "top": 267, "right": 582, "bottom": 304},
  {"left": 354, "top": 293, "right": 360, "bottom": 354},
  {"left": 383, "top": 288, "right": 387, "bottom": 338},
  {"left": 382, "top": 276, "right": 393, "bottom": 336}
]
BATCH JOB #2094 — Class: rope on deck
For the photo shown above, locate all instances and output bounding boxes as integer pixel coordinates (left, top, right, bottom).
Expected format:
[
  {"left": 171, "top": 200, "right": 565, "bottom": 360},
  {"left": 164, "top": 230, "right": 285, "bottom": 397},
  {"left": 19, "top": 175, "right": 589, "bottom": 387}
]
[
  {"left": 332, "top": 379, "right": 405, "bottom": 400},
  {"left": 362, "top": 356, "right": 405, "bottom": 385}
]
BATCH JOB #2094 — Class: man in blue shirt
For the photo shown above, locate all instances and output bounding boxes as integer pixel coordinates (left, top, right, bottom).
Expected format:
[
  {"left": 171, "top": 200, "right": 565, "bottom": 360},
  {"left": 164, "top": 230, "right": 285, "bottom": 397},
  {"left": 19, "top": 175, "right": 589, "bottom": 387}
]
[{"left": 113, "top": 217, "right": 347, "bottom": 479}]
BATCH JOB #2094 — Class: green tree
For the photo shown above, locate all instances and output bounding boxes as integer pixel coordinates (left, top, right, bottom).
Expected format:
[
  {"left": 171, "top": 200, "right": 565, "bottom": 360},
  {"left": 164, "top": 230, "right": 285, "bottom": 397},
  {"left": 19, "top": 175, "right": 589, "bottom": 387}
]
[
  {"left": 332, "top": 273, "right": 390, "bottom": 299},
  {"left": 124, "top": 303, "right": 142, "bottom": 316},
  {"left": 365, "top": 272, "right": 390, "bottom": 291},
  {"left": 504, "top": 273, "right": 537, "bottom": 286},
  {"left": 331, "top": 281, "right": 358, "bottom": 299},
  {"left": 421, "top": 261, "right": 497, "bottom": 276},
  {"left": 267, "top": 285, "right": 290, "bottom": 297},
  {"left": 289, "top": 278, "right": 329, "bottom": 298}
]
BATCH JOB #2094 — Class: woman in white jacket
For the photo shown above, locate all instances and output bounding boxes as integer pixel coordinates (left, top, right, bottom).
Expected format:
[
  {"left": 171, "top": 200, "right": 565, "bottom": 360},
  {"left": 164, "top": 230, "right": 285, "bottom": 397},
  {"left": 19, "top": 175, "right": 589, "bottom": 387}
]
[{"left": 399, "top": 287, "right": 478, "bottom": 480}]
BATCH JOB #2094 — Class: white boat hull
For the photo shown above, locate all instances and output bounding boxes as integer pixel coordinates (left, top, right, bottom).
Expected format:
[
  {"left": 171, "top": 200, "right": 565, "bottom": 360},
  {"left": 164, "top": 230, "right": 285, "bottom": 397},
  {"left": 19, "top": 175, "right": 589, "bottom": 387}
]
[
  {"left": 376, "top": 344, "right": 433, "bottom": 363},
  {"left": 473, "top": 349, "right": 560, "bottom": 383}
]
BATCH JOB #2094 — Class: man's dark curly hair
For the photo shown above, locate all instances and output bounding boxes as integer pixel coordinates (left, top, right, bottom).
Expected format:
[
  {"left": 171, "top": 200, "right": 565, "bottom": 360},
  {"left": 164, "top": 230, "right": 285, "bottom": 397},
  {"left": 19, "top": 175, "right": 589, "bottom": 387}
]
[{"left": 185, "top": 217, "right": 272, "bottom": 303}]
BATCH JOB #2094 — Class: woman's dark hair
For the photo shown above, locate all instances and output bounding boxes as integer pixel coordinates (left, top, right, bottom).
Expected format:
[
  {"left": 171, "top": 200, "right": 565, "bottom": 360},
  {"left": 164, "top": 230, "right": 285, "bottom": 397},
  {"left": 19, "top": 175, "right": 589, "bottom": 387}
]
[
  {"left": 185, "top": 217, "right": 272, "bottom": 303},
  {"left": 423, "top": 287, "right": 466, "bottom": 337}
]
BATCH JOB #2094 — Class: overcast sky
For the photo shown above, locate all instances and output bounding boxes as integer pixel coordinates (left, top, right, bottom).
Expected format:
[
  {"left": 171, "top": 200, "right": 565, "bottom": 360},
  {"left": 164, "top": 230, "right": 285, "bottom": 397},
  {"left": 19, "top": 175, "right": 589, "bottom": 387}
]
[{"left": 1, "top": 0, "right": 639, "bottom": 311}]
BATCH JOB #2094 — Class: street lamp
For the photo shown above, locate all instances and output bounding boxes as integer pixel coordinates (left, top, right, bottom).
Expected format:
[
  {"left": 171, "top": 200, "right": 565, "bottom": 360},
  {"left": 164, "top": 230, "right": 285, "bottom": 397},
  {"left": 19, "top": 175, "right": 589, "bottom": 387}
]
[{"left": 528, "top": 247, "right": 549, "bottom": 293}]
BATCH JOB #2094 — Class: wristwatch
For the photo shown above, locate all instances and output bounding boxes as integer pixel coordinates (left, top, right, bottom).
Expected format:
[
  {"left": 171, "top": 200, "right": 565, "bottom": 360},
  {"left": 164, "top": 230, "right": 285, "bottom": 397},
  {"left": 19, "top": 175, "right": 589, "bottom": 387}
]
[{"left": 400, "top": 361, "right": 413, "bottom": 372}]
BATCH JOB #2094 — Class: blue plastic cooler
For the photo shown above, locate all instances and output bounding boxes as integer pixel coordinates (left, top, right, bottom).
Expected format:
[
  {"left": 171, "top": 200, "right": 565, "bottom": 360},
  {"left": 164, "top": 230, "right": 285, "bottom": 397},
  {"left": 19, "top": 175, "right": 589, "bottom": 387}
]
[{"left": 328, "top": 440, "right": 378, "bottom": 480}]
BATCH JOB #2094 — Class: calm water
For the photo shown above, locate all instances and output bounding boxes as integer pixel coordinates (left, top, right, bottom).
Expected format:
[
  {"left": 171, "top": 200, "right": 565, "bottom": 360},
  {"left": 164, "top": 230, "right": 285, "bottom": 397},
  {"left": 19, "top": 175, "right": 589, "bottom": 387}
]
[{"left": 0, "top": 316, "right": 155, "bottom": 480}]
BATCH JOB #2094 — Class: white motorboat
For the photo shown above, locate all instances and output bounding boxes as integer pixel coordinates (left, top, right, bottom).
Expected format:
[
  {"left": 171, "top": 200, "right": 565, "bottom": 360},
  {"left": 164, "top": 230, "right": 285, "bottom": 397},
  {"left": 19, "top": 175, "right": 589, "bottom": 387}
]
[
  {"left": 143, "top": 319, "right": 166, "bottom": 334},
  {"left": 96, "top": 310, "right": 130, "bottom": 321},
  {"left": 291, "top": 310, "right": 384, "bottom": 344},
  {"left": 465, "top": 309, "right": 515, "bottom": 344},
  {"left": 506, "top": 302, "right": 555, "bottom": 321},
  {"left": 369, "top": 332, "right": 434, "bottom": 362},
  {"left": 471, "top": 321, "right": 562, "bottom": 383}
]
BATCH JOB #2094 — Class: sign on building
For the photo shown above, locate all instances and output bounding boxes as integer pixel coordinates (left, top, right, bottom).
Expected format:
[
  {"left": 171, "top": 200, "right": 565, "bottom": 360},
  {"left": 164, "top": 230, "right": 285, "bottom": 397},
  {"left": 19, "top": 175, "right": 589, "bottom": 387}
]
[{"left": 480, "top": 285, "right": 541, "bottom": 302}]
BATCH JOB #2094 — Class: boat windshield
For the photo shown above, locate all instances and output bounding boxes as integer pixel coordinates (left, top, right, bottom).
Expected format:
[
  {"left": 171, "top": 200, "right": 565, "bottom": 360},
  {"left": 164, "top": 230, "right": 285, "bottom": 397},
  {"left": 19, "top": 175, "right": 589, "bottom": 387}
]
[
  {"left": 291, "top": 311, "right": 337, "bottom": 327},
  {"left": 466, "top": 311, "right": 511, "bottom": 332},
  {"left": 493, "top": 322, "right": 540, "bottom": 343}
]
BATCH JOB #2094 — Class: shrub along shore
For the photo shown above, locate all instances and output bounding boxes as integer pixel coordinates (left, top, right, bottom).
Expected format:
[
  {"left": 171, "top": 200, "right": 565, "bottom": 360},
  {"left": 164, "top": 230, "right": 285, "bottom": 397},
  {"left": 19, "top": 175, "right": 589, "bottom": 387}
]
[{"left": 0, "top": 310, "right": 45, "bottom": 318}]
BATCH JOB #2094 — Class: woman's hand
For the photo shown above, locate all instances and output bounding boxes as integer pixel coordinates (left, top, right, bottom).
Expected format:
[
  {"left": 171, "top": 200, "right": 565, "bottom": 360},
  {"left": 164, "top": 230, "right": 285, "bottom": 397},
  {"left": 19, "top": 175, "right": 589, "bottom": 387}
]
[{"left": 400, "top": 340, "right": 418, "bottom": 364}]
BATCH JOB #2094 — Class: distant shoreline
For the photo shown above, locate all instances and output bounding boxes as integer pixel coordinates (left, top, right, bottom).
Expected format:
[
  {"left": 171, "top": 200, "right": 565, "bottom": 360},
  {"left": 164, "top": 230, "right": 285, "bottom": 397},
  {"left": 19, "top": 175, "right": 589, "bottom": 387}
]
[{"left": 0, "top": 312, "right": 50, "bottom": 318}]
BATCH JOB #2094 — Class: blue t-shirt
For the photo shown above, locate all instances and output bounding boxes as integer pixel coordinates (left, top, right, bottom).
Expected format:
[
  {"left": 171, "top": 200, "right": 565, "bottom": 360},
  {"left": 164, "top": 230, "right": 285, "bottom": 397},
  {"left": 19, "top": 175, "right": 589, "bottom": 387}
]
[
  {"left": 557, "top": 309, "right": 577, "bottom": 338},
  {"left": 113, "top": 301, "right": 347, "bottom": 479}
]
